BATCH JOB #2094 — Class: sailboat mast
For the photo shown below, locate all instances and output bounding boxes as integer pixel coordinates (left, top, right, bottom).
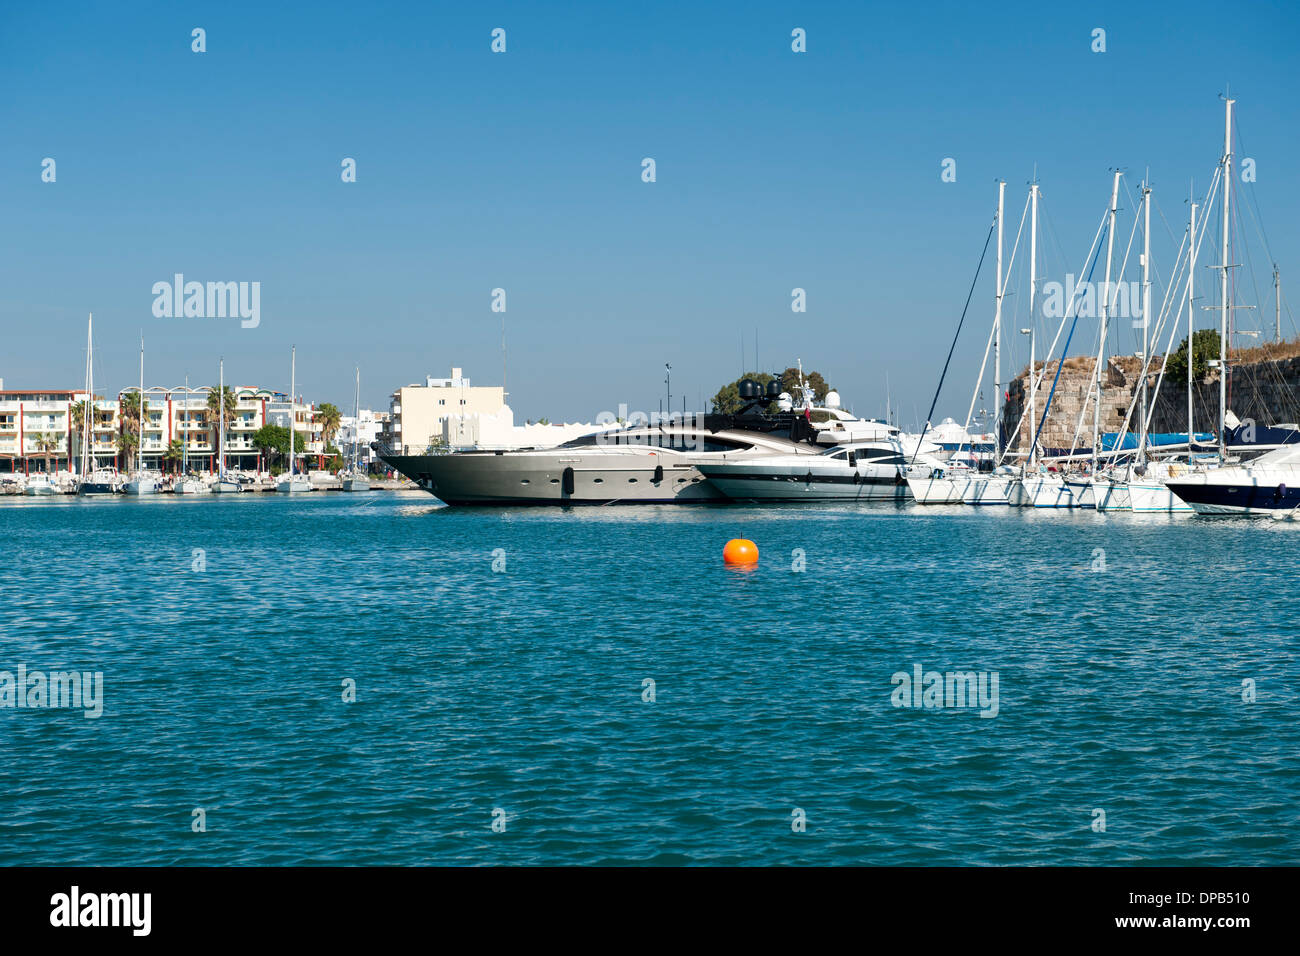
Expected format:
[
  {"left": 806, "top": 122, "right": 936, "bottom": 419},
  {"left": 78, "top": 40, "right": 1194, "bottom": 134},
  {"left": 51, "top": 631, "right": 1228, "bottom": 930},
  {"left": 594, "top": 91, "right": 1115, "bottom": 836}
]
[
  {"left": 1028, "top": 181, "right": 1039, "bottom": 467},
  {"left": 138, "top": 336, "right": 145, "bottom": 475},
  {"left": 219, "top": 358, "right": 225, "bottom": 478},
  {"left": 994, "top": 180, "right": 1006, "bottom": 454},
  {"left": 1092, "top": 171, "right": 1123, "bottom": 474},
  {"left": 82, "top": 314, "right": 93, "bottom": 478},
  {"left": 353, "top": 367, "right": 360, "bottom": 468},
  {"left": 1188, "top": 200, "right": 1198, "bottom": 465},
  {"left": 1218, "top": 97, "right": 1234, "bottom": 462},
  {"left": 289, "top": 347, "right": 296, "bottom": 479},
  {"left": 1138, "top": 183, "right": 1152, "bottom": 466}
]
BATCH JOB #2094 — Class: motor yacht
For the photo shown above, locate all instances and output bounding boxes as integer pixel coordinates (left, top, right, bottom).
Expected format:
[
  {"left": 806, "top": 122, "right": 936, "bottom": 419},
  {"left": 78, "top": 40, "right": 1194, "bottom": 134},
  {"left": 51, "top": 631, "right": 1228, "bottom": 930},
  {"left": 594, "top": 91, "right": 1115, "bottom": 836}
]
[
  {"left": 697, "top": 428, "right": 946, "bottom": 502},
  {"left": 1164, "top": 445, "right": 1300, "bottom": 515}
]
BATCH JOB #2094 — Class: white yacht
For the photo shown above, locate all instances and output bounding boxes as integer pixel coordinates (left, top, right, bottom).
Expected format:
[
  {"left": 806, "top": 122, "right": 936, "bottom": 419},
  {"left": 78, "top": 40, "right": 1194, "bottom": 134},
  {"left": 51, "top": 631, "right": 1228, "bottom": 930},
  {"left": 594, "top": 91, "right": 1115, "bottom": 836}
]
[
  {"left": 697, "top": 429, "right": 946, "bottom": 502},
  {"left": 277, "top": 346, "right": 313, "bottom": 493},
  {"left": 1164, "top": 445, "right": 1300, "bottom": 515},
  {"left": 174, "top": 475, "right": 211, "bottom": 495},
  {"left": 24, "top": 475, "right": 61, "bottom": 496},
  {"left": 123, "top": 472, "right": 162, "bottom": 495},
  {"left": 340, "top": 367, "right": 368, "bottom": 492}
]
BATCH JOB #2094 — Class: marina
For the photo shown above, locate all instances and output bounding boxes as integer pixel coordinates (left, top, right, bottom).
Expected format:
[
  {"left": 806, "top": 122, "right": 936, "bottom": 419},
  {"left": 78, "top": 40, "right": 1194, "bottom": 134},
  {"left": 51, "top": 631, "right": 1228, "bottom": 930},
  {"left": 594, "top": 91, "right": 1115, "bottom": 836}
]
[{"left": 2, "top": 0, "right": 1297, "bottom": 925}]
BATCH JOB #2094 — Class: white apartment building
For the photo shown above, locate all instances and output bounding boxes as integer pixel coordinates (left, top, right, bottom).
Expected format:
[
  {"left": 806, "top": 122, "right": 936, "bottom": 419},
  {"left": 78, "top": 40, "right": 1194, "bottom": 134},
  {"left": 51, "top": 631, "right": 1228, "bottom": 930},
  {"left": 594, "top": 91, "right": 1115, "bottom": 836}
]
[
  {"left": 339, "top": 409, "right": 381, "bottom": 464},
  {"left": 382, "top": 367, "right": 505, "bottom": 455}
]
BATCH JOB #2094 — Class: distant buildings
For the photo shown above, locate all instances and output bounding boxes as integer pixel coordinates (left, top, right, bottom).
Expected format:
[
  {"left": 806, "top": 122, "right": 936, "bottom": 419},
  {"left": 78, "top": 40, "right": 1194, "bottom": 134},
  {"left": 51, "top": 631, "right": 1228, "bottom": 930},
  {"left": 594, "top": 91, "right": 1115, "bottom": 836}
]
[{"left": 0, "top": 385, "right": 326, "bottom": 474}]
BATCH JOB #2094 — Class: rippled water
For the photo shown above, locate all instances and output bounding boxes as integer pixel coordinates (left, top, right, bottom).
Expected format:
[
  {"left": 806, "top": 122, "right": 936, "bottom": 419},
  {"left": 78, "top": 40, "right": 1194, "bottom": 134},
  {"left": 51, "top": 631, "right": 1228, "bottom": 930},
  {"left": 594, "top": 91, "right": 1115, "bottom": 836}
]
[{"left": 0, "top": 491, "right": 1295, "bottom": 865}]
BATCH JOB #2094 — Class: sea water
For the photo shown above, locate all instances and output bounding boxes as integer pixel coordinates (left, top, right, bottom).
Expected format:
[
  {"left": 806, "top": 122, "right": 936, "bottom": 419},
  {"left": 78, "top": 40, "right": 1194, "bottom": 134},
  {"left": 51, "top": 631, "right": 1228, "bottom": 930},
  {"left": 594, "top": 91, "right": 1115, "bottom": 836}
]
[{"left": 0, "top": 492, "right": 1295, "bottom": 865}]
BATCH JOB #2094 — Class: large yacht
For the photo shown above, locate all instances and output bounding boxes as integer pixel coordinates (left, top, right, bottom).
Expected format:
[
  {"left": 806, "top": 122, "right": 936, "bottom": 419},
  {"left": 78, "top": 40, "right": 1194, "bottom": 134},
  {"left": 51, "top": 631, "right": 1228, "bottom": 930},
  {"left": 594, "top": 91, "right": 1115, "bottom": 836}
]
[
  {"left": 377, "top": 376, "right": 881, "bottom": 505},
  {"left": 696, "top": 424, "right": 945, "bottom": 502}
]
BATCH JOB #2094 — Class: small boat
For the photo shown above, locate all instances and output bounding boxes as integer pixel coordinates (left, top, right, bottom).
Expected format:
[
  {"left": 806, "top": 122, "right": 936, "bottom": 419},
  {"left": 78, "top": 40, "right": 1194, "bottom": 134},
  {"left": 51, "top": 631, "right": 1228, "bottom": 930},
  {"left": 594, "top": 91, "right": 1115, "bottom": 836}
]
[
  {"left": 340, "top": 471, "right": 369, "bottom": 492},
  {"left": 174, "top": 475, "right": 211, "bottom": 494},
  {"left": 340, "top": 367, "right": 368, "bottom": 492},
  {"left": 77, "top": 470, "right": 120, "bottom": 496},
  {"left": 122, "top": 473, "right": 161, "bottom": 495},
  {"left": 23, "top": 475, "right": 59, "bottom": 496},
  {"left": 277, "top": 347, "right": 313, "bottom": 493},
  {"left": 213, "top": 358, "right": 243, "bottom": 493}
]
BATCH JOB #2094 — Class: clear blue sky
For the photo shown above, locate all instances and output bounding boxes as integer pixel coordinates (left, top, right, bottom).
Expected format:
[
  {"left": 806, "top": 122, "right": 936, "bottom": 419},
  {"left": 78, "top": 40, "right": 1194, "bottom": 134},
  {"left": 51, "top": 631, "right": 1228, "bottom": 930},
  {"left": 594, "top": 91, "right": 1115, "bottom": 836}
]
[{"left": 2, "top": 1, "right": 1297, "bottom": 426}]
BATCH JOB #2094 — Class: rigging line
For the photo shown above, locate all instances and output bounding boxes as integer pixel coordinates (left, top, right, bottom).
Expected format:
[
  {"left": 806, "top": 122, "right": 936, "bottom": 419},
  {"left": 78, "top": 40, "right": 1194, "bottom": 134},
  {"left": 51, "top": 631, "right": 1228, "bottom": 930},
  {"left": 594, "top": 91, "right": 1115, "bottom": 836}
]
[
  {"left": 1070, "top": 186, "right": 1143, "bottom": 460},
  {"left": 910, "top": 216, "right": 998, "bottom": 466},
  {"left": 1111, "top": 219, "right": 1193, "bottom": 462},
  {"left": 1032, "top": 218, "right": 1109, "bottom": 462},
  {"left": 1232, "top": 116, "right": 1278, "bottom": 260},
  {"left": 1003, "top": 203, "right": 1112, "bottom": 463}
]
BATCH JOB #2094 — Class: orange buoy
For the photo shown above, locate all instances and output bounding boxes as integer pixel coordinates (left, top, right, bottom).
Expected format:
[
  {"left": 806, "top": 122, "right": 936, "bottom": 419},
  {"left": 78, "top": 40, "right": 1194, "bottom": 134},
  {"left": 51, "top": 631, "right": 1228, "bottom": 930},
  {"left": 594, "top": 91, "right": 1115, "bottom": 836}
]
[{"left": 723, "top": 538, "right": 759, "bottom": 565}]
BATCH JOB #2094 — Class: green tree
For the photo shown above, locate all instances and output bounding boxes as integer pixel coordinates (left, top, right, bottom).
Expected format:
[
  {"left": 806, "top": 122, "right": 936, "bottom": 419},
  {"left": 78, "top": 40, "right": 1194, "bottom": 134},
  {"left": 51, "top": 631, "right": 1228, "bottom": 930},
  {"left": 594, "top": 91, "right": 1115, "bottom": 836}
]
[
  {"left": 251, "top": 423, "right": 304, "bottom": 467},
  {"left": 116, "top": 431, "right": 139, "bottom": 464},
  {"left": 1165, "top": 329, "right": 1222, "bottom": 385},
  {"left": 316, "top": 403, "right": 342, "bottom": 448},
  {"left": 711, "top": 368, "right": 832, "bottom": 414},
  {"left": 164, "top": 438, "right": 184, "bottom": 475},
  {"left": 33, "top": 432, "right": 60, "bottom": 473},
  {"left": 120, "top": 391, "right": 149, "bottom": 435}
]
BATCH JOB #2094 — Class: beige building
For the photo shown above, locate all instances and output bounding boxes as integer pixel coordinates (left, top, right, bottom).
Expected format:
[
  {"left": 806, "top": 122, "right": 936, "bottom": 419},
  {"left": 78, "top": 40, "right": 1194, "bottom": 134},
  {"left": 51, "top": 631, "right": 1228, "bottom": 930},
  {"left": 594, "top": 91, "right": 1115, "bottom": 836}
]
[{"left": 383, "top": 367, "right": 505, "bottom": 455}]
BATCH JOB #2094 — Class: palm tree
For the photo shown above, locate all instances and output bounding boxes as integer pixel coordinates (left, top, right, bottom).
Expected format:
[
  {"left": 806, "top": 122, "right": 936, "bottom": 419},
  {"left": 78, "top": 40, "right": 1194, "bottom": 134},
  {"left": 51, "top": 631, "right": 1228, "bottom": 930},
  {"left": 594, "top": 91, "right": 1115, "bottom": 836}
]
[
  {"left": 117, "top": 431, "right": 139, "bottom": 460},
  {"left": 164, "top": 439, "right": 184, "bottom": 475},
  {"left": 120, "top": 391, "right": 149, "bottom": 434},
  {"left": 316, "top": 403, "right": 342, "bottom": 449},
  {"left": 32, "top": 432, "right": 60, "bottom": 473},
  {"left": 206, "top": 385, "right": 238, "bottom": 461}
]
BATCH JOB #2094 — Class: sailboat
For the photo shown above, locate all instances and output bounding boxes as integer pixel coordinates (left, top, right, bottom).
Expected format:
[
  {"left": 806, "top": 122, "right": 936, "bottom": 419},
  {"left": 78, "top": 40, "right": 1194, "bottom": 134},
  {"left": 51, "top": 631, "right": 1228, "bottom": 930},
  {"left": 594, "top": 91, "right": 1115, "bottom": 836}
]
[
  {"left": 174, "top": 374, "right": 211, "bottom": 494},
  {"left": 214, "top": 359, "right": 243, "bottom": 493},
  {"left": 76, "top": 314, "right": 120, "bottom": 496},
  {"left": 340, "top": 366, "right": 369, "bottom": 492},
  {"left": 123, "top": 335, "right": 160, "bottom": 495},
  {"left": 909, "top": 181, "right": 1018, "bottom": 505},
  {"left": 276, "top": 346, "right": 312, "bottom": 493}
]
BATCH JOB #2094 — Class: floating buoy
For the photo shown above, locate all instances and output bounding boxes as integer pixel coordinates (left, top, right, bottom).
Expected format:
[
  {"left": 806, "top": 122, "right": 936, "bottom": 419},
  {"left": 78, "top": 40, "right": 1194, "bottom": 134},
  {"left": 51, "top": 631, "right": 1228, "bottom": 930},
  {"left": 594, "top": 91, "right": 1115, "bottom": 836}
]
[{"left": 723, "top": 538, "right": 759, "bottom": 565}]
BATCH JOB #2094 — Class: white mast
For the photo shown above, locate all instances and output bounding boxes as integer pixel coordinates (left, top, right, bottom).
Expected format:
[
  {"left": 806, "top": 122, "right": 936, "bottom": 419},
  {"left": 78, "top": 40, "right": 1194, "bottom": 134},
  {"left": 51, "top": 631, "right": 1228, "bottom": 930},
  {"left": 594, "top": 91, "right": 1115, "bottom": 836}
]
[
  {"left": 1188, "top": 200, "right": 1198, "bottom": 465},
  {"left": 138, "top": 335, "right": 146, "bottom": 476},
  {"left": 353, "top": 366, "right": 361, "bottom": 469},
  {"left": 1028, "top": 180, "right": 1039, "bottom": 467},
  {"left": 218, "top": 358, "right": 225, "bottom": 478},
  {"left": 1275, "top": 265, "right": 1282, "bottom": 344},
  {"left": 81, "top": 314, "right": 93, "bottom": 478},
  {"left": 993, "top": 179, "right": 1006, "bottom": 453},
  {"left": 288, "top": 348, "right": 295, "bottom": 478},
  {"left": 182, "top": 375, "right": 189, "bottom": 475},
  {"left": 1138, "top": 182, "right": 1152, "bottom": 467},
  {"left": 1218, "top": 96, "right": 1234, "bottom": 462},
  {"left": 1091, "top": 171, "right": 1123, "bottom": 474}
]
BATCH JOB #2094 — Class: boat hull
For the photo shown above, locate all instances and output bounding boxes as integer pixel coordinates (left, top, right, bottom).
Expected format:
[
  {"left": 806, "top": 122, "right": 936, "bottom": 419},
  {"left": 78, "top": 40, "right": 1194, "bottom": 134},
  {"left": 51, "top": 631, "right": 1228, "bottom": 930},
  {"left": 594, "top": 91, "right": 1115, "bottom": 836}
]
[
  {"left": 381, "top": 452, "right": 726, "bottom": 505},
  {"left": 905, "top": 475, "right": 967, "bottom": 504},
  {"left": 1127, "top": 480, "right": 1194, "bottom": 514},
  {"left": 699, "top": 467, "right": 910, "bottom": 501}
]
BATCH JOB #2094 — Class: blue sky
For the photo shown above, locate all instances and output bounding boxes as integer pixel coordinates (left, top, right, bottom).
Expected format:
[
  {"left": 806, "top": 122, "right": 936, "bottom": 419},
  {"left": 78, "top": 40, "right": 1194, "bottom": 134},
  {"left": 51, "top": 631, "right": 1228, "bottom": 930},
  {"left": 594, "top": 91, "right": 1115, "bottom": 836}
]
[{"left": 1, "top": 1, "right": 1297, "bottom": 424}]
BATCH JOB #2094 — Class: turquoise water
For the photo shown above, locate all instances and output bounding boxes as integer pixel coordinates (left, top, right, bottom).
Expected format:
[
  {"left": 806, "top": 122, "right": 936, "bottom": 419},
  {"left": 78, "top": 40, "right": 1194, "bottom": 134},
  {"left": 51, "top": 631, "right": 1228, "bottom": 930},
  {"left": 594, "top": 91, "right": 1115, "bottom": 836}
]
[{"left": 0, "top": 492, "right": 1295, "bottom": 865}]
